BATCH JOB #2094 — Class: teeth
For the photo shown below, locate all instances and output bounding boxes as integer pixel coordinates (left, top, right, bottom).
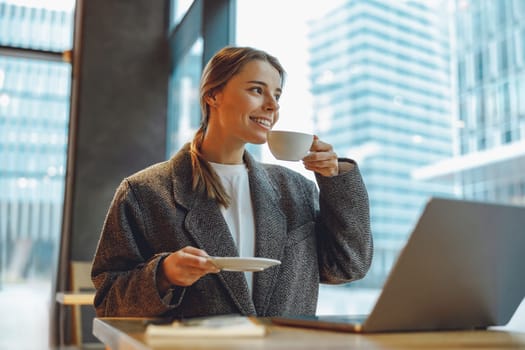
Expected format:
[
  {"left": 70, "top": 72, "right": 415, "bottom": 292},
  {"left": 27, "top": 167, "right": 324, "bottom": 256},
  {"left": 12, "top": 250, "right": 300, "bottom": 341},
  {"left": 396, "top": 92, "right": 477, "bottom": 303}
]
[{"left": 251, "top": 117, "right": 271, "bottom": 128}]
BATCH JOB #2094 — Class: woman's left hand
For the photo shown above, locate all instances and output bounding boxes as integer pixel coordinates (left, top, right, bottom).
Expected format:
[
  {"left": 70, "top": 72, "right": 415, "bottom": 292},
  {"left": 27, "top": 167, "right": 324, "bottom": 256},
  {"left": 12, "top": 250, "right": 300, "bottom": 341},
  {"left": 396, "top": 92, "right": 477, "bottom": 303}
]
[{"left": 302, "top": 135, "right": 339, "bottom": 177}]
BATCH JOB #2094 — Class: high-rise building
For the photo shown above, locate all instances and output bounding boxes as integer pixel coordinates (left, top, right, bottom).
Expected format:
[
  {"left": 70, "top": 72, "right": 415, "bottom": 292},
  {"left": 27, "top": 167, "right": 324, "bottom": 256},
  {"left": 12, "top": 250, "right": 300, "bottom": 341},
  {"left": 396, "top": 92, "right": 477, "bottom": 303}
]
[
  {"left": 0, "top": 0, "right": 73, "bottom": 282},
  {"left": 308, "top": 0, "right": 453, "bottom": 287},
  {"left": 414, "top": 0, "right": 525, "bottom": 206}
]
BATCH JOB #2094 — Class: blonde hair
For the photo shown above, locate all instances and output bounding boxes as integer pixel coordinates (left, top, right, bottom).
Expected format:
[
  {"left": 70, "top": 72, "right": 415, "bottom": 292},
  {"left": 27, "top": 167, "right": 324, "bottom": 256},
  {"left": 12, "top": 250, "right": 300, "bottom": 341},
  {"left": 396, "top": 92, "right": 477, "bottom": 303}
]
[{"left": 190, "top": 46, "right": 285, "bottom": 207}]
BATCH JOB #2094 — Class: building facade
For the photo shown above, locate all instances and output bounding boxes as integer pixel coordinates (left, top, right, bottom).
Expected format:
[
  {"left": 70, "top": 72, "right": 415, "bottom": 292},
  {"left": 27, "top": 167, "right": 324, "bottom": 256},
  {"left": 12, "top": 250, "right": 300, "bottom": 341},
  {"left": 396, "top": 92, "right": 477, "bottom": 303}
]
[
  {"left": 0, "top": 0, "right": 73, "bottom": 283},
  {"left": 415, "top": 0, "right": 525, "bottom": 206},
  {"left": 308, "top": 0, "right": 453, "bottom": 287}
]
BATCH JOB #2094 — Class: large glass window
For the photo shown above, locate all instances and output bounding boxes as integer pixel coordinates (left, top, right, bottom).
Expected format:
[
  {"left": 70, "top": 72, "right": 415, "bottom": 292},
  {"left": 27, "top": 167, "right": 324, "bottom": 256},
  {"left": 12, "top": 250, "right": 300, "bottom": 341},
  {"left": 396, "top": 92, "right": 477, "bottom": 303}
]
[
  {"left": 170, "top": 0, "right": 195, "bottom": 28},
  {"left": 167, "top": 38, "right": 203, "bottom": 156},
  {"left": 233, "top": 0, "right": 525, "bottom": 315},
  {"left": 167, "top": 0, "right": 235, "bottom": 154},
  {"left": 166, "top": 0, "right": 525, "bottom": 318},
  {"left": 0, "top": 0, "right": 74, "bottom": 347}
]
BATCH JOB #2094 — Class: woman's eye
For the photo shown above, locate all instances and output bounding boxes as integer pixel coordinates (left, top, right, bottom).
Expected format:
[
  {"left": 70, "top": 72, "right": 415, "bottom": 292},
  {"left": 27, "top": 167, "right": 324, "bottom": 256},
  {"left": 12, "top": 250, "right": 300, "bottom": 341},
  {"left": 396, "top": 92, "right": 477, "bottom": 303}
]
[
  {"left": 275, "top": 94, "right": 281, "bottom": 101},
  {"left": 250, "top": 87, "right": 263, "bottom": 94}
]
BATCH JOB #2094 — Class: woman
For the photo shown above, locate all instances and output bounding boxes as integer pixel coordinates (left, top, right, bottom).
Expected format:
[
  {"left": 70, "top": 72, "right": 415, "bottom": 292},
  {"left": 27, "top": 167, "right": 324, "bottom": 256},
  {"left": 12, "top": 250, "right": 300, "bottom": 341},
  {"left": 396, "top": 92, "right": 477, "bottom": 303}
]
[{"left": 91, "top": 46, "right": 373, "bottom": 318}]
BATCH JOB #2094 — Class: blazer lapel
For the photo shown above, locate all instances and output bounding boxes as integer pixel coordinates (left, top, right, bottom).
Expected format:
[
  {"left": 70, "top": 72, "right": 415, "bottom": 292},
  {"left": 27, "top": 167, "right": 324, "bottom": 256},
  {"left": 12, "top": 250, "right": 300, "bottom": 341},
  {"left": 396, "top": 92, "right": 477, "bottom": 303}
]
[
  {"left": 244, "top": 154, "right": 288, "bottom": 315},
  {"left": 185, "top": 196, "right": 256, "bottom": 315},
  {"left": 169, "top": 147, "right": 255, "bottom": 315}
]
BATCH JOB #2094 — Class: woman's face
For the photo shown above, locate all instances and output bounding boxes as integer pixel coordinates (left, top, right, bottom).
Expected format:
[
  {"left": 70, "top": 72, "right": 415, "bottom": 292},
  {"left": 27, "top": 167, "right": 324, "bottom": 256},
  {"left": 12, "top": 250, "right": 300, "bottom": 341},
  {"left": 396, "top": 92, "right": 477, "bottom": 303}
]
[{"left": 208, "top": 59, "right": 282, "bottom": 146}]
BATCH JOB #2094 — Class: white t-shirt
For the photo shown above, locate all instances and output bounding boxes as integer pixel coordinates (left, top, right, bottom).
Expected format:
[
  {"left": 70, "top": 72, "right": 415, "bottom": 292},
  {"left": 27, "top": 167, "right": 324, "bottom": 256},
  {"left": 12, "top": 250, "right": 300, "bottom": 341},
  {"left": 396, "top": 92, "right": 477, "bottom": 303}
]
[{"left": 209, "top": 162, "right": 256, "bottom": 294}]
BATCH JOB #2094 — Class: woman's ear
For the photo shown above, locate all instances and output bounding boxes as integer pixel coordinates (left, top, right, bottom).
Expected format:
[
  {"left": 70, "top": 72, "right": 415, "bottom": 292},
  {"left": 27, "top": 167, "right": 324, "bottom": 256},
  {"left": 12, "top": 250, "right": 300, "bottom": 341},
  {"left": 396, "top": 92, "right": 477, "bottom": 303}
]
[
  {"left": 206, "top": 90, "right": 224, "bottom": 107},
  {"left": 207, "top": 90, "right": 224, "bottom": 108},
  {"left": 205, "top": 94, "right": 216, "bottom": 107}
]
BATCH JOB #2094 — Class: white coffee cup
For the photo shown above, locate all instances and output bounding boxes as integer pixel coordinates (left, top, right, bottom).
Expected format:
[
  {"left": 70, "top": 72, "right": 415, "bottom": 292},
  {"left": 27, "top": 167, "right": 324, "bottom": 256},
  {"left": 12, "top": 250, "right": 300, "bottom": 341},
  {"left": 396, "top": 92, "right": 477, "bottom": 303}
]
[{"left": 267, "top": 130, "right": 314, "bottom": 161}]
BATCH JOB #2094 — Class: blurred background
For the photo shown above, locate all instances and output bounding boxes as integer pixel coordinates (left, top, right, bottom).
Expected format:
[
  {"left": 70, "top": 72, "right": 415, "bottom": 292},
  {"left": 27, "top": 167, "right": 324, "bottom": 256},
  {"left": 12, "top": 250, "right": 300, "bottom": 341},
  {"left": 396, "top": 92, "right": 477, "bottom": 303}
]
[{"left": 1, "top": 0, "right": 524, "bottom": 348}]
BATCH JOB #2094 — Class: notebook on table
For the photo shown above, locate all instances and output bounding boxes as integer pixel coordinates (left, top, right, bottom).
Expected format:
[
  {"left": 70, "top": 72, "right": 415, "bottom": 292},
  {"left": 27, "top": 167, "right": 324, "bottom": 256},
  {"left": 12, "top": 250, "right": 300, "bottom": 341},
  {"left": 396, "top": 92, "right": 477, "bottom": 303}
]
[{"left": 272, "top": 197, "right": 525, "bottom": 333}]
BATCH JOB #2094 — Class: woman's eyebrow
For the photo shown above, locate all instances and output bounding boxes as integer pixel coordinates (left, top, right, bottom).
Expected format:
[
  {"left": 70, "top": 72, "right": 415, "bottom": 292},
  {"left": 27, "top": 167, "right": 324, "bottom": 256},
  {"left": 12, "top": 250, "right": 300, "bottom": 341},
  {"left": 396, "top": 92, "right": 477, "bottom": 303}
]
[{"left": 246, "top": 80, "right": 282, "bottom": 93}]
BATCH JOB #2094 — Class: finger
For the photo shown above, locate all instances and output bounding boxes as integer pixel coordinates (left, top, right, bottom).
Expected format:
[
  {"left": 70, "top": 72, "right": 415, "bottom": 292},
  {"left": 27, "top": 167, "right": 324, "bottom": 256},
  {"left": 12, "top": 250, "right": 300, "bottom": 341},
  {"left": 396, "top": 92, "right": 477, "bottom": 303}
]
[
  {"left": 304, "top": 159, "right": 336, "bottom": 169},
  {"left": 309, "top": 135, "right": 319, "bottom": 151},
  {"left": 304, "top": 162, "right": 336, "bottom": 172},
  {"left": 310, "top": 136, "right": 333, "bottom": 153},
  {"left": 164, "top": 259, "right": 218, "bottom": 287},
  {"left": 303, "top": 150, "right": 337, "bottom": 163},
  {"left": 180, "top": 252, "right": 217, "bottom": 270},
  {"left": 303, "top": 157, "right": 339, "bottom": 177},
  {"left": 179, "top": 247, "right": 220, "bottom": 272},
  {"left": 181, "top": 246, "right": 209, "bottom": 257},
  {"left": 170, "top": 261, "right": 219, "bottom": 284},
  {"left": 179, "top": 246, "right": 212, "bottom": 264}
]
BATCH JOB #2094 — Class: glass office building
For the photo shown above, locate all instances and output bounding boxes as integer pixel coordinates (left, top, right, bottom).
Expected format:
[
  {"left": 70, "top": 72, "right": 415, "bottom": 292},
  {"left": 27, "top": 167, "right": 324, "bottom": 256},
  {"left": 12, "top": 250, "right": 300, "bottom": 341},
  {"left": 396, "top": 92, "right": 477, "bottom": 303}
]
[
  {"left": 415, "top": 0, "right": 525, "bottom": 206},
  {"left": 0, "top": 0, "right": 73, "bottom": 284},
  {"left": 308, "top": 0, "right": 453, "bottom": 288}
]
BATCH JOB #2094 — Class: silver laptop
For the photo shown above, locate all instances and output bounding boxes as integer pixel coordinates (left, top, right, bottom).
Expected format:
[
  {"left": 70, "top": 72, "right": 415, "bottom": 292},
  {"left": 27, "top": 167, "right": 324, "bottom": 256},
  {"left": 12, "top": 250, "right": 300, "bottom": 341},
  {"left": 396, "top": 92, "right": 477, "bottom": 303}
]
[{"left": 272, "top": 197, "right": 525, "bottom": 333}]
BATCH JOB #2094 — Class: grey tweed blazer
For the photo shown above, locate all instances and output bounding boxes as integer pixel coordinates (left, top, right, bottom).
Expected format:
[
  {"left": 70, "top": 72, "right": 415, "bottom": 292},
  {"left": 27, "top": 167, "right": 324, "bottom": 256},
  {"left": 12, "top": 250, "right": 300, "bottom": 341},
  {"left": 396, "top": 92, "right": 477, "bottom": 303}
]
[{"left": 92, "top": 144, "right": 372, "bottom": 318}]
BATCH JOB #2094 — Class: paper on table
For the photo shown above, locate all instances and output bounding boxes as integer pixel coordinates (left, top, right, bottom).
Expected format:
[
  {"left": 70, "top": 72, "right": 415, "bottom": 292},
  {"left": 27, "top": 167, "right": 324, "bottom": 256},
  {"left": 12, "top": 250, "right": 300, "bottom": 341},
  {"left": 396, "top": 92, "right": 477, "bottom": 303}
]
[{"left": 145, "top": 315, "right": 267, "bottom": 339}]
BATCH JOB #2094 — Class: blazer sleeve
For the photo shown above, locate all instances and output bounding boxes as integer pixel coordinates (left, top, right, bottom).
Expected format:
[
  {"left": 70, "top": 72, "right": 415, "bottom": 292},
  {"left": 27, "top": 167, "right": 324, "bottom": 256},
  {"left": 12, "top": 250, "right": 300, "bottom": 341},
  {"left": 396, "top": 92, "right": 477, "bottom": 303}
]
[
  {"left": 314, "top": 159, "right": 373, "bottom": 284},
  {"left": 91, "top": 179, "right": 182, "bottom": 317}
]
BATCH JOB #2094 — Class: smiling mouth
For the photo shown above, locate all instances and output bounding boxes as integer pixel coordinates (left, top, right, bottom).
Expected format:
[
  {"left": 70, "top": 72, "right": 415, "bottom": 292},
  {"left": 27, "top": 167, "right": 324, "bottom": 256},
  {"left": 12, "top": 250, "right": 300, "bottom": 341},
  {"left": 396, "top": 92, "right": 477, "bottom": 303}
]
[{"left": 250, "top": 117, "right": 271, "bottom": 128}]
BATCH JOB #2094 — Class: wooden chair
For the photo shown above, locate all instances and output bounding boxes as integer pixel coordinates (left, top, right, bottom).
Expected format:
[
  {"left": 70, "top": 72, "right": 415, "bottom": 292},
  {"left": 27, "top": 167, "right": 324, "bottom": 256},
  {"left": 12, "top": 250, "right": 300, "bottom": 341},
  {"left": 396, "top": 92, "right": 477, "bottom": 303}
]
[{"left": 56, "top": 260, "right": 96, "bottom": 347}]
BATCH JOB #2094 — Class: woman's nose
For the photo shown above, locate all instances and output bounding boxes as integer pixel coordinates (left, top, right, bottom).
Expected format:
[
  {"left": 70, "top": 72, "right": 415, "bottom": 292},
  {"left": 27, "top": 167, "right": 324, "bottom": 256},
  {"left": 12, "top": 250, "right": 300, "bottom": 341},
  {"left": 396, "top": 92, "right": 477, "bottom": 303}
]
[{"left": 264, "top": 95, "right": 279, "bottom": 111}]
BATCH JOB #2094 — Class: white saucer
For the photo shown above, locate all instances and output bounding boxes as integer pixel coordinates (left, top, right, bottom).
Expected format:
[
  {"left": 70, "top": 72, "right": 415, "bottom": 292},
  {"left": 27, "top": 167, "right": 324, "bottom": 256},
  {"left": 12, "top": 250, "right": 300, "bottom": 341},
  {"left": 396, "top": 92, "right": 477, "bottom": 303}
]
[{"left": 208, "top": 257, "right": 281, "bottom": 272}]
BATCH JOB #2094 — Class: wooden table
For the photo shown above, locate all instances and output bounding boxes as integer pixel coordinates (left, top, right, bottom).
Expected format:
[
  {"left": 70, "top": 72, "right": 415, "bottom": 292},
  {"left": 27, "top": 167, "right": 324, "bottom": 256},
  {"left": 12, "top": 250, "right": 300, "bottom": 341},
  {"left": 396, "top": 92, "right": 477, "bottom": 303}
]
[
  {"left": 55, "top": 292, "right": 95, "bottom": 305},
  {"left": 93, "top": 317, "right": 525, "bottom": 350}
]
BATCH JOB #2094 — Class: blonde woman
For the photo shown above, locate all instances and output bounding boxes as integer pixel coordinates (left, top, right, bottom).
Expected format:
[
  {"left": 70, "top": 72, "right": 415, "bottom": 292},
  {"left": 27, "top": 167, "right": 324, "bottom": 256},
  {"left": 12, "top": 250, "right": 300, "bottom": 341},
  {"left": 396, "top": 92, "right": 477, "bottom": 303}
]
[{"left": 92, "top": 46, "right": 373, "bottom": 318}]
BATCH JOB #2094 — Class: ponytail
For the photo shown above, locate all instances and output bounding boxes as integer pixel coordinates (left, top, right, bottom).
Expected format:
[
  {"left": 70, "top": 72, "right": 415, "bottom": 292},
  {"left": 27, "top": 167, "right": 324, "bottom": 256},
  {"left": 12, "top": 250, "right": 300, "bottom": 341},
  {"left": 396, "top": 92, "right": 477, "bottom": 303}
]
[{"left": 189, "top": 125, "right": 231, "bottom": 207}]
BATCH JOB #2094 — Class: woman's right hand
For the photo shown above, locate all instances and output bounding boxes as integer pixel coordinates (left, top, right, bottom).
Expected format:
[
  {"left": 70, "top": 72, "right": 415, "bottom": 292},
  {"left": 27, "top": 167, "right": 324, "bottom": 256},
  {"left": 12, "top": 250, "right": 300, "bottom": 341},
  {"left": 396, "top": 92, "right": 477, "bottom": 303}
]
[{"left": 160, "top": 246, "right": 220, "bottom": 287}]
